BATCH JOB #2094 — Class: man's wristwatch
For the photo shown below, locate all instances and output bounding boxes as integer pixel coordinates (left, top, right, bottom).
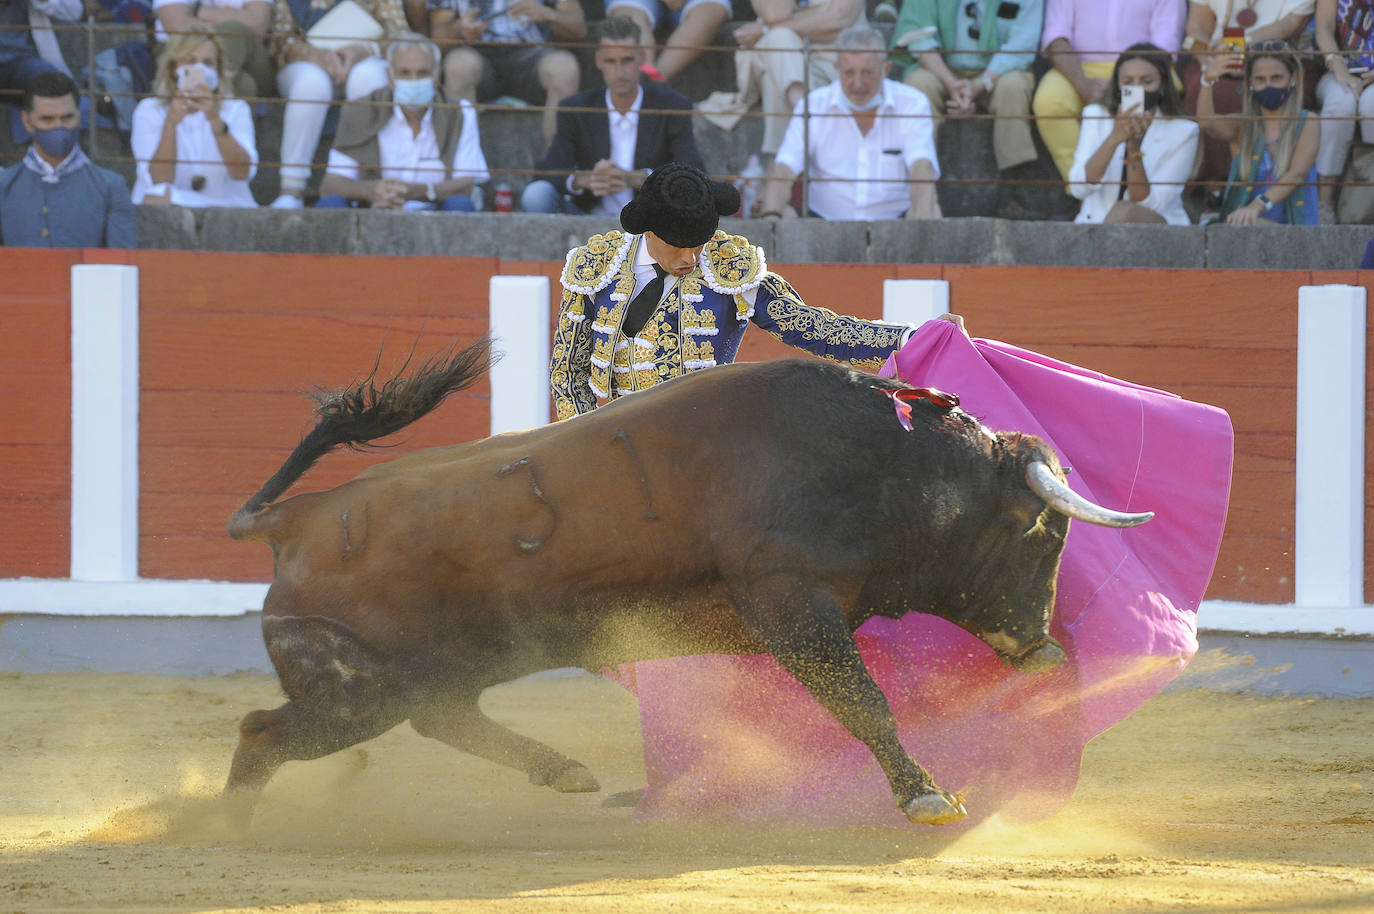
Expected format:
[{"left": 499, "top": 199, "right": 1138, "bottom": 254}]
[
  {"left": 425, "top": 183, "right": 437, "bottom": 203},
  {"left": 1256, "top": 193, "right": 1274, "bottom": 211}
]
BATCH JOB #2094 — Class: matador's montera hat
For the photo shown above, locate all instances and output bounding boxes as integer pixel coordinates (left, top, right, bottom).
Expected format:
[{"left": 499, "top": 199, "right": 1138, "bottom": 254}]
[{"left": 620, "top": 162, "right": 740, "bottom": 249}]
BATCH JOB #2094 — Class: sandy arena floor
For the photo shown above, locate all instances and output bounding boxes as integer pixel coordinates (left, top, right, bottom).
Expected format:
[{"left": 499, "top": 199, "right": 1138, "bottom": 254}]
[{"left": 2, "top": 650, "right": 1373, "bottom": 913}]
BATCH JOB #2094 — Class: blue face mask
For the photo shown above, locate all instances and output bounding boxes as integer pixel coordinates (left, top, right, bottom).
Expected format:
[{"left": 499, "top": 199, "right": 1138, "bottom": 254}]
[
  {"left": 393, "top": 77, "right": 436, "bottom": 108},
  {"left": 1253, "top": 84, "right": 1291, "bottom": 111},
  {"left": 32, "top": 125, "right": 79, "bottom": 160}
]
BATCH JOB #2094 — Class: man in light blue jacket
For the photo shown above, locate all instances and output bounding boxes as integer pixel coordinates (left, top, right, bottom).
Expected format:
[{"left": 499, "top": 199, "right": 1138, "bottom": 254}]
[{"left": 0, "top": 71, "right": 136, "bottom": 249}]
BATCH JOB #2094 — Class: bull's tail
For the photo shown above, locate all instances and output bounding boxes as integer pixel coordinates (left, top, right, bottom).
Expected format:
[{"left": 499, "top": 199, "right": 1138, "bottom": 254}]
[{"left": 229, "top": 336, "right": 493, "bottom": 540}]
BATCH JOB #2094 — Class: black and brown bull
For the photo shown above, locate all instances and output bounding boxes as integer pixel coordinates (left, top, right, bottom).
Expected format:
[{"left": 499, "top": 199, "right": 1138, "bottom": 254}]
[{"left": 225, "top": 336, "right": 1151, "bottom": 826}]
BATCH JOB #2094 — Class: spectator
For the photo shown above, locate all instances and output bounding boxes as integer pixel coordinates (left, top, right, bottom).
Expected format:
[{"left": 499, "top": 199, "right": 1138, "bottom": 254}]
[
  {"left": 1068, "top": 42, "right": 1200, "bottom": 223},
  {"left": 695, "top": 0, "right": 865, "bottom": 162},
  {"left": 1198, "top": 38, "right": 1320, "bottom": 224},
  {"left": 1180, "top": 0, "right": 1314, "bottom": 213},
  {"left": 0, "top": 71, "right": 136, "bottom": 248},
  {"left": 428, "top": 0, "right": 584, "bottom": 145},
  {"left": 317, "top": 35, "right": 488, "bottom": 208},
  {"left": 1033, "top": 0, "right": 1185, "bottom": 182},
  {"left": 521, "top": 15, "right": 702, "bottom": 214},
  {"left": 892, "top": 0, "right": 1044, "bottom": 216},
  {"left": 131, "top": 23, "right": 259, "bottom": 207},
  {"left": 758, "top": 22, "right": 941, "bottom": 220},
  {"left": 604, "top": 0, "right": 729, "bottom": 84},
  {"left": 153, "top": 0, "right": 276, "bottom": 102},
  {"left": 1313, "top": 0, "right": 1374, "bottom": 223},
  {"left": 268, "top": 0, "right": 409, "bottom": 208},
  {"left": 0, "top": 0, "right": 82, "bottom": 102}
]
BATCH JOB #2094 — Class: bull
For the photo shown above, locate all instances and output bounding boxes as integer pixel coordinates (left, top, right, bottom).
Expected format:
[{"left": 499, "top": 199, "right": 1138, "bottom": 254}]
[{"left": 224, "top": 336, "right": 1151, "bottom": 827}]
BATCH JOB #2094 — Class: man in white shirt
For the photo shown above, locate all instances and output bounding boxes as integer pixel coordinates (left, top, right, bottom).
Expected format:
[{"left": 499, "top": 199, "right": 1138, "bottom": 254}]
[
  {"left": 318, "top": 36, "right": 489, "bottom": 210},
  {"left": 759, "top": 22, "right": 942, "bottom": 221}
]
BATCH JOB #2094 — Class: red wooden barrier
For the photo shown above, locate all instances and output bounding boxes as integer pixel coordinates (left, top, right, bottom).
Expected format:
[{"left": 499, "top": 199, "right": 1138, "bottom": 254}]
[{"left": 2, "top": 248, "right": 1368, "bottom": 605}]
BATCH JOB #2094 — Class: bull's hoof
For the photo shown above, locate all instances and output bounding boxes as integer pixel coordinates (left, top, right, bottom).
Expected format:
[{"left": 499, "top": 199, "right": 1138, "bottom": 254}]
[
  {"left": 542, "top": 763, "right": 600, "bottom": 793},
  {"left": 902, "top": 789, "right": 968, "bottom": 826},
  {"left": 601, "top": 788, "right": 645, "bottom": 808},
  {"left": 1007, "top": 637, "right": 1066, "bottom": 673}
]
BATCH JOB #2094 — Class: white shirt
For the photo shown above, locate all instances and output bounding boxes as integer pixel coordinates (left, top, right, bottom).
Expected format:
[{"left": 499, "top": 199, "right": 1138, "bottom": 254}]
[
  {"left": 773, "top": 79, "right": 939, "bottom": 221},
  {"left": 1068, "top": 105, "right": 1200, "bottom": 225},
  {"left": 599, "top": 86, "right": 642, "bottom": 216},
  {"left": 1201, "top": 0, "right": 1314, "bottom": 39},
  {"left": 326, "top": 100, "right": 491, "bottom": 210},
  {"left": 629, "top": 234, "right": 763, "bottom": 313},
  {"left": 130, "top": 96, "right": 259, "bottom": 208}
]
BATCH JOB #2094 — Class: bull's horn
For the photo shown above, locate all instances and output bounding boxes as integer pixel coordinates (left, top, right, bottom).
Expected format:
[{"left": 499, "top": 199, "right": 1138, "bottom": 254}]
[{"left": 1026, "top": 461, "right": 1154, "bottom": 528}]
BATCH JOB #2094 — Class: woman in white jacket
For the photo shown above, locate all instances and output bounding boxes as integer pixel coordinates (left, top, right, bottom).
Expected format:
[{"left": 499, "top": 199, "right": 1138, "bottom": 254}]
[
  {"left": 1068, "top": 43, "right": 1200, "bottom": 225},
  {"left": 132, "top": 21, "right": 259, "bottom": 208}
]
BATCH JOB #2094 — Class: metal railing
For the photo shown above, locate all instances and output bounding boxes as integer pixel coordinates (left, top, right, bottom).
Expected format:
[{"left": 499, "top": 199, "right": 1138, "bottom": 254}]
[{"left": 0, "top": 18, "right": 1356, "bottom": 215}]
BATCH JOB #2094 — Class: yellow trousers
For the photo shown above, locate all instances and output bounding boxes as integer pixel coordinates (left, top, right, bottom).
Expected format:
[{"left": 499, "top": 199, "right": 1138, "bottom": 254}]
[{"left": 1031, "top": 60, "right": 1116, "bottom": 181}]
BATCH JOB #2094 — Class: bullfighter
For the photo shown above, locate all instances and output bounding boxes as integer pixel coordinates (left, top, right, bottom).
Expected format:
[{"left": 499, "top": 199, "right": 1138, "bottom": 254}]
[{"left": 549, "top": 161, "right": 933, "bottom": 419}]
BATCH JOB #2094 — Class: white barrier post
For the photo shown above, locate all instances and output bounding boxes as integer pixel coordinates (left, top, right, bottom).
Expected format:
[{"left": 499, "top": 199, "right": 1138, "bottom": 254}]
[
  {"left": 882, "top": 279, "right": 950, "bottom": 327},
  {"left": 70, "top": 264, "right": 140, "bottom": 582},
  {"left": 1295, "top": 284, "right": 1367, "bottom": 607},
  {"left": 489, "top": 275, "right": 552, "bottom": 435}
]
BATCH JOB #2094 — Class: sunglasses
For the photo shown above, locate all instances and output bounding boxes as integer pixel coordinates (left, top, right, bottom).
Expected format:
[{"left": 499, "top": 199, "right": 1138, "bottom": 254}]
[{"left": 965, "top": 1, "right": 980, "bottom": 39}]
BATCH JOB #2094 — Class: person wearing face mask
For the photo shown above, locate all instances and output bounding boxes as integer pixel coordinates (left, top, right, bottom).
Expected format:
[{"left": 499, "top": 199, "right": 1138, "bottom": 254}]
[
  {"left": 1198, "top": 37, "right": 1320, "bottom": 224},
  {"left": 757, "top": 23, "right": 941, "bottom": 221},
  {"left": 1068, "top": 43, "right": 1201, "bottom": 224},
  {"left": 0, "top": 71, "right": 135, "bottom": 248},
  {"left": 317, "top": 35, "right": 488, "bottom": 210},
  {"left": 131, "top": 23, "right": 259, "bottom": 208}
]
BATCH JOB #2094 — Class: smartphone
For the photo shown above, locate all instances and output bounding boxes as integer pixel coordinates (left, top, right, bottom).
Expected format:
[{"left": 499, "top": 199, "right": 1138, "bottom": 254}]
[
  {"left": 1221, "top": 26, "right": 1246, "bottom": 53},
  {"left": 176, "top": 64, "right": 205, "bottom": 92},
  {"left": 1120, "top": 84, "right": 1145, "bottom": 114}
]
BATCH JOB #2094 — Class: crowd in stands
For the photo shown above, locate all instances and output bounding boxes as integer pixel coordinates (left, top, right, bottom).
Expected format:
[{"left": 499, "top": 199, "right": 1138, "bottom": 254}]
[{"left": 6, "top": 0, "right": 1374, "bottom": 246}]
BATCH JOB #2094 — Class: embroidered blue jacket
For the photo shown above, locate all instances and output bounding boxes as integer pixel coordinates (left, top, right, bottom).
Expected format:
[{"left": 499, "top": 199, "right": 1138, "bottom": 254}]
[{"left": 551, "top": 230, "right": 909, "bottom": 420}]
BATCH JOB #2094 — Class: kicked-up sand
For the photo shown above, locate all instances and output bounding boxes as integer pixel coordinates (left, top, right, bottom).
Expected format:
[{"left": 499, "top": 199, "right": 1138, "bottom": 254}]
[{"left": 1, "top": 649, "right": 1372, "bottom": 913}]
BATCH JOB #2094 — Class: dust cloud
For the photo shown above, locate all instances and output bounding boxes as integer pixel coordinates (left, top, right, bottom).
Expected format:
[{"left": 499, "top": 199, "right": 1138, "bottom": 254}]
[{"left": 2, "top": 652, "right": 1372, "bottom": 913}]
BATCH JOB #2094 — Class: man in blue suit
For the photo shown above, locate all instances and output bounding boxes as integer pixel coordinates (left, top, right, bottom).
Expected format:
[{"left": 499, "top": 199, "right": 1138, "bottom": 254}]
[{"left": 520, "top": 15, "right": 703, "bottom": 214}]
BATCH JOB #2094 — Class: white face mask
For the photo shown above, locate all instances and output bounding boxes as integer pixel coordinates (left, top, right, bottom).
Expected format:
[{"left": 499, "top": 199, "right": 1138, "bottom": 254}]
[
  {"left": 176, "top": 62, "right": 219, "bottom": 92},
  {"left": 843, "top": 89, "right": 883, "bottom": 112}
]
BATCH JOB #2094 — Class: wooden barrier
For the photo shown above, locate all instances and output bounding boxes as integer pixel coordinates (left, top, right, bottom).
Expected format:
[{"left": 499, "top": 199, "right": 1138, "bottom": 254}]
[{"left": 1, "top": 249, "right": 1368, "bottom": 605}]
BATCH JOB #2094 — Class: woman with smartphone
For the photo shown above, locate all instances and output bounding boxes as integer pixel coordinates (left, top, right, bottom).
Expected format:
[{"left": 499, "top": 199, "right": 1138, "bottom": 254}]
[
  {"left": 1068, "top": 43, "right": 1200, "bottom": 224},
  {"left": 1198, "top": 38, "right": 1321, "bottom": 224},
  {"left": 131, "top": 22, "right": 259, "bottom": 207},
  {"left": 1180, "top": 0, "right": 1316, "bottom": 210},
  {"left": 1313, "top": 0, "right": 1374, "bottom": 222}
]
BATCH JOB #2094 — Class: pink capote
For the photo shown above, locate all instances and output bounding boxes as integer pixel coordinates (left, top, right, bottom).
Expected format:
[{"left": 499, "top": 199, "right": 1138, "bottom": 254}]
[{"left": 624, "top": 322, "right": 1234, "bottom": 828}]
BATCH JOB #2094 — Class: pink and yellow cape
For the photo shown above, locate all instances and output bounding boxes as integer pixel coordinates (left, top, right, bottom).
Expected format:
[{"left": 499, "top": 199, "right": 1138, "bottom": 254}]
[{"left": 624, "top": 321, "right": 1233, "bottom": 827}]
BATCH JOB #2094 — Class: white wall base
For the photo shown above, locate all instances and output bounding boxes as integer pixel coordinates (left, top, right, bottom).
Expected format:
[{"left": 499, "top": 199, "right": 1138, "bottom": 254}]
[
  {"left": 0, "top": 579, "right": 269, "bottom": 617},
  {"left": 1195, "top": 601, "right": 1374, "bottom": 636}
]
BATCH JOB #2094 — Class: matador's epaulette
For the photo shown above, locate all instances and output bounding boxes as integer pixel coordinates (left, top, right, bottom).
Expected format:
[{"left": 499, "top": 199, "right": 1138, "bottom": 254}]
[
  {"left": 700, "top": 230, "right": 768, "bottom": 295},
  {"left": 560, "top": 230, "right": 633, "bottom": 295}
]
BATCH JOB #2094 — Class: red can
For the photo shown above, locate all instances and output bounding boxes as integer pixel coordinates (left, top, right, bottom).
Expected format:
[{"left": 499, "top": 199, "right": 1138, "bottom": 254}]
[{"left": 494, "top": 183, "right": 513, "bottom": 212}]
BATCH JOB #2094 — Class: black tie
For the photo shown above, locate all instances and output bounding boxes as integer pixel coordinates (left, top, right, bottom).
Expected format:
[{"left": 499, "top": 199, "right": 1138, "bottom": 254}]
[{"left": 623, "top": 264, "right": 668, "bottom": 337}]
